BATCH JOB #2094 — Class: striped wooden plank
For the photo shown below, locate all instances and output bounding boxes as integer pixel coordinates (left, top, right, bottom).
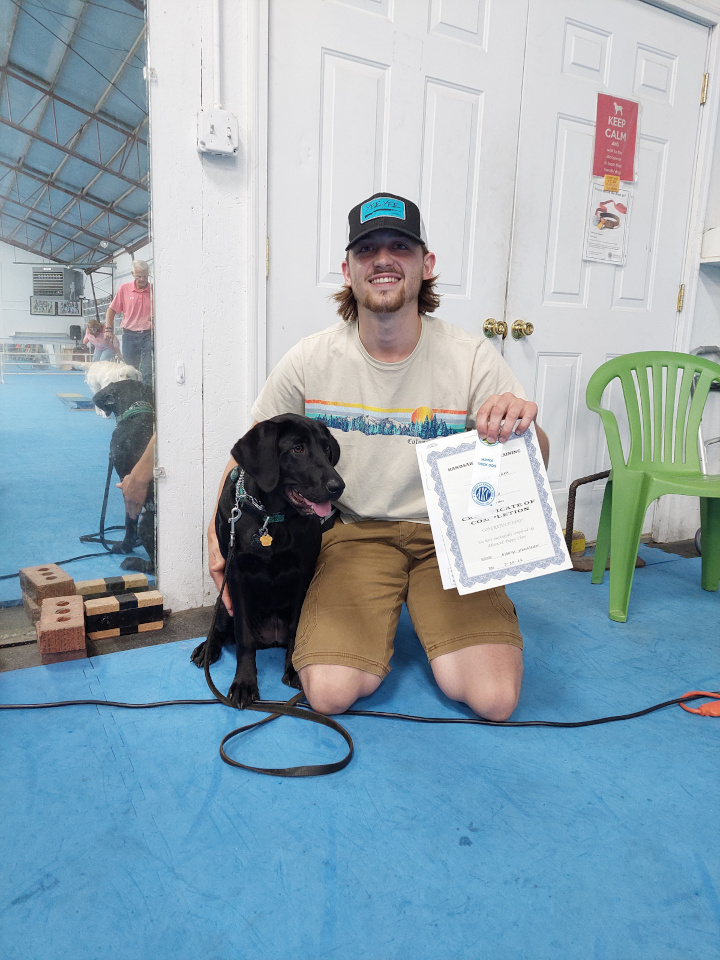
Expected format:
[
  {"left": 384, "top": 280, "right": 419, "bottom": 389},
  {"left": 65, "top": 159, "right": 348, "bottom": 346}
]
[
  {"left": 84, "top": 590, "right": 163, "bottom": 640},
  {"left": 75, "top": 573, "right": 150, "bottom": 601}
]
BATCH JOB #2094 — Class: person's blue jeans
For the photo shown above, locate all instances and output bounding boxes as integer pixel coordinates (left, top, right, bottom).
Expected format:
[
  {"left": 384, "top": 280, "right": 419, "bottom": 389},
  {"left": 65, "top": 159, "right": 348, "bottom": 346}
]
[
  {"left": 93, "top": 346, "right": 116, "bottom": 362},
  {"left": 120, "top": 328, "right": 153, "bottom": 385}
]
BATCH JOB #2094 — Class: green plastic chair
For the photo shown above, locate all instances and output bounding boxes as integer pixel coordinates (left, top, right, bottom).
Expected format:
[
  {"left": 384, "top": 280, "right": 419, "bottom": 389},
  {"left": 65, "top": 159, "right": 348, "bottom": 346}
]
[{"left": 586, "top": 351, "right": 720, "bottom": 622}]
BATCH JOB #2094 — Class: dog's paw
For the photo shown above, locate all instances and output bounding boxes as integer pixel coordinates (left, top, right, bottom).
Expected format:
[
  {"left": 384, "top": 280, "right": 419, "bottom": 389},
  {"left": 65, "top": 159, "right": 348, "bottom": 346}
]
[
  {"left": 190, "top": 639, "right": 222, "bottom": 667},
  {"left": 120, "top": 557, "right": 154, "bottom": 573},
  {"left": 190, "top": 643, "right": 203, "bottom": 666},
  {"left": 228, "top": 679, "right": 260, "bottom": 710},
  {"left": 281, "top": 665, "right": 302, "bottom": 690},
  {"left": 111, "top": 540, "right": 135, "bottom": 554}
]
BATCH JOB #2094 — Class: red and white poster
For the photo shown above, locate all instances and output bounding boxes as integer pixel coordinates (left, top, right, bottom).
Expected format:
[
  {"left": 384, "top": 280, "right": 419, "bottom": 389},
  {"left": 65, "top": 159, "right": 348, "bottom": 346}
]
[{"left": 592, "top": 94, "right": 639, "bottom": 182}]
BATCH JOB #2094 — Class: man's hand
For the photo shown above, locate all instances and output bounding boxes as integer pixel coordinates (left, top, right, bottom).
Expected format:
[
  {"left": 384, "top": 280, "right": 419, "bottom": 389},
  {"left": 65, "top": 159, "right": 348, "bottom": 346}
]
[
  {"left": 476, "top": 392, "right": 538, "bottom": 443},
  {"left": 208, "top": 521, "right": 233, "bottom": 615},
  {"left": 104, "top": 306, "right": 117, "bottom": 342},
  {"left": 116, "top": 472, "right": 150, "bottom": 520},
  {"left": 116, "top": 434, "right": 155, "bottom": 520}
]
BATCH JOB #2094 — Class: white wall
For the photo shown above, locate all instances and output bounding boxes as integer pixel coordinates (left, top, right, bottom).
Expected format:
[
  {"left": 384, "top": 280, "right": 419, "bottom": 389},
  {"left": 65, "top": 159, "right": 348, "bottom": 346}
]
[
  {"left": 694, "top": 97, "right": 720, "bottom": 351},
  {"left": 147, "top": 0, "right": 259, "bottom": 611},
  {"left": 0, "top": 242, "right": 74, "bottom": 338},
  {"left": 0, "top": 241, "right": 135, "bottom": 339},
  {"left": 114, "top": 244, "right": 153, "bottom": 289}
]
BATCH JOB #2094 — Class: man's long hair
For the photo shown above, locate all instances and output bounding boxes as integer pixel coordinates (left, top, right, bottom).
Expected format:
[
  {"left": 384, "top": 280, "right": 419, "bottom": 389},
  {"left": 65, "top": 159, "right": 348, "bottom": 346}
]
[{"left": 330, "top": 247, "right": 441, "bottom": 323}]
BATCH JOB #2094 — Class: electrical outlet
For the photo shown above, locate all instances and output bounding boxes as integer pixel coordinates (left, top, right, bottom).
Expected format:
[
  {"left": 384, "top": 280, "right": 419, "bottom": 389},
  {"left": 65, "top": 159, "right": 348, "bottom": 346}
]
[{"left": 197, "top": 108, "right": 239, "bottom": 157}]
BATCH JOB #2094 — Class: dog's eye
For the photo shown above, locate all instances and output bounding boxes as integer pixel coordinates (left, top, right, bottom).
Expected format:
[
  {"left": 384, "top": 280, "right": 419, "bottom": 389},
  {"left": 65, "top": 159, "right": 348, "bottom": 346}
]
[{"left": 292, "top": 444, "right": 304, "bottom": 454}]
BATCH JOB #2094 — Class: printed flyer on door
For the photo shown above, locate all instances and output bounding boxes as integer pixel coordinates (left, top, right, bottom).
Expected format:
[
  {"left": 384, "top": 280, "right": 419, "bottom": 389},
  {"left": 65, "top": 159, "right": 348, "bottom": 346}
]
[{"left": 583, "top": 182, "right": 631, "bottom": 265}]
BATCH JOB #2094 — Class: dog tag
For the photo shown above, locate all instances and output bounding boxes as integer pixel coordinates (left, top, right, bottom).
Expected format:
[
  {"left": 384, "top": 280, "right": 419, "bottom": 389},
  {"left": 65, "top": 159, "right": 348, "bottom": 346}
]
[{"left": 259, "top": 533, "right": 273, "bottom": 547}]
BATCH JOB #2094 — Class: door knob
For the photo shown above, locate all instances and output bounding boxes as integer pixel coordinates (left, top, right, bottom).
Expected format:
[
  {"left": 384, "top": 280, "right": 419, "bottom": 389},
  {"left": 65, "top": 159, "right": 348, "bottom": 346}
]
[
  {"left": 483, "top": 318, "right": 508, "bottom": 340},
  {"left": 511, "top": 319, "right": 534, "bottom": 340}
]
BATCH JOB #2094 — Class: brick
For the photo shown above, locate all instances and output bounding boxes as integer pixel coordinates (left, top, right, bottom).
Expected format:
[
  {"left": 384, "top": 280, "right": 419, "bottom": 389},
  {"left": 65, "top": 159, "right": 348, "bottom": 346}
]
[
  {"left": 36, "top": 595, "right": 86, "bottom": 659},
  {"left": 20, "top": 564, "right": 75, "bottom": 604},
  {"left": 85, "top": 590, "right": 163, "bottom": 640},
  {"left": 75, "top": 573, "right": 149, "bottom": 601}
]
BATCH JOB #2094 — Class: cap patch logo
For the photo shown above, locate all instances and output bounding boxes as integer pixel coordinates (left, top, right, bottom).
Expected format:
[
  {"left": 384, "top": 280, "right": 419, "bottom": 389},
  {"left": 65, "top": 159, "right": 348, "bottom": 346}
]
[{"left": 360, "top": 197, "right": 406, "bottom": 224}]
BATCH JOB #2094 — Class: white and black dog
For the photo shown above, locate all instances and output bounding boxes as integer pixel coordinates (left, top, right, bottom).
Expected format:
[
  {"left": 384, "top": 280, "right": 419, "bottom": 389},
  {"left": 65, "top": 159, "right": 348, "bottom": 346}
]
[{"left": 71, "top": 360, "right": 141, "bottom": 415}]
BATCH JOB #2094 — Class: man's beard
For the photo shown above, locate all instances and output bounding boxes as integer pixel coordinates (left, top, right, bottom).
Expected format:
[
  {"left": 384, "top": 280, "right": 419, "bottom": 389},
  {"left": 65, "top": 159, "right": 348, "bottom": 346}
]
[{"left": 355, "top": 275, "right": 421, "bottom": 315}]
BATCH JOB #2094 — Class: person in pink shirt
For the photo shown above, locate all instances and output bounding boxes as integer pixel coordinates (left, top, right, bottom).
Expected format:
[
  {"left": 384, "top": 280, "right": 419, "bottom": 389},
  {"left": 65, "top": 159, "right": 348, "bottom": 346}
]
[
  {"left": 105, "top": 260, "right": 153, "bottom": 383},
  {"left": 83, "top": 318, "right": 122, "bottom": 362}
]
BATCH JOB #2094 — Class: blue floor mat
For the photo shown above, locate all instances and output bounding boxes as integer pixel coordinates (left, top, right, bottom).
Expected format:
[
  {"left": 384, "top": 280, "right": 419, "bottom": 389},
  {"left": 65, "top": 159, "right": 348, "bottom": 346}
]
[
  {"left": 0, "top": 373, "right": 150, "bottom": 604},
  {"left": 1, "top": 554, "right": 718, "bottom": 960}
]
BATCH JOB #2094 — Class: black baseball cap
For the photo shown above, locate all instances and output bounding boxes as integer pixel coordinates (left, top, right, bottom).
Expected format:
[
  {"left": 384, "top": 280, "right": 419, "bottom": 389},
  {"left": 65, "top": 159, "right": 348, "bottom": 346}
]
[{"left": 345, "top": 192, "right": 427, "bottom": 250}]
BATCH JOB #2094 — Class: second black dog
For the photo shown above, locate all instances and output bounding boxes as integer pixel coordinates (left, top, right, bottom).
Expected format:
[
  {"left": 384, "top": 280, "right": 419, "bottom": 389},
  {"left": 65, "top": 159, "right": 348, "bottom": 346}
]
[
  {"left": 93, "top": 379, "right": 155, "bottom": 574},
  {"left": 191, "top": 414, "right": 344, "bottom": 708}
]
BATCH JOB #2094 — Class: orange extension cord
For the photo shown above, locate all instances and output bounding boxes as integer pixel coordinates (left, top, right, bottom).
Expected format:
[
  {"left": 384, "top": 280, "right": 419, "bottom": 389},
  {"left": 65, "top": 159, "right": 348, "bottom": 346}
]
[{"left": 679, "top": 692, "right": 720, "bottom": 717}]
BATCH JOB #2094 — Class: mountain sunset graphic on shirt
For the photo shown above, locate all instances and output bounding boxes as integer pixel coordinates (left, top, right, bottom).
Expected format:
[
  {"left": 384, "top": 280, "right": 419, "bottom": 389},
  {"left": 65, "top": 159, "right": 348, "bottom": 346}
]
[{"left": 305, "top": 400, "right": 467, "bottom": 438}]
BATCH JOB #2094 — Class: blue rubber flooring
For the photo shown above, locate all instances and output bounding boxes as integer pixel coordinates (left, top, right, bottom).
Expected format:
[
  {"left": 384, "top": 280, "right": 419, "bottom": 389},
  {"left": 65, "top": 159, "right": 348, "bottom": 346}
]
[
  {"left": 1, "top": 552, "right": 718, "bottom": 960},
  {"left": 0, "top": 372, "right": 150, "bottom": 604}
]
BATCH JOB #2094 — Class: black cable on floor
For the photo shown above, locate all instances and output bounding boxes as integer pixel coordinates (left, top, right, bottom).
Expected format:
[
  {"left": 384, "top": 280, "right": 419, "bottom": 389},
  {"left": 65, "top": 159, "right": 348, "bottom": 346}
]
[{"left": 0, "top": 690, "right": 717, "bottom": 727}]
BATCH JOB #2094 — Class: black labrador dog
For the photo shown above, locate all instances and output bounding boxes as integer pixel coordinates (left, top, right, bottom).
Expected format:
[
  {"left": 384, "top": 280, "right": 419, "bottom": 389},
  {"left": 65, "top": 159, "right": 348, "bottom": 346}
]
[
  {"left": 191, "top": 414, "right": 344, "bottom": 708},
  {"left": 92, "top": 379, "right": 155, "bottom": 574}
]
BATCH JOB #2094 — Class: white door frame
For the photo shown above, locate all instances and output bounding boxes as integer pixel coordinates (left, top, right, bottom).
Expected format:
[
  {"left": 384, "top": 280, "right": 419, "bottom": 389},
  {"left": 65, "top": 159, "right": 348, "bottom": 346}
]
[
  {"left": 250, "top": 0, "right": 269, "bottom": 402},
  {"left": 252, "top": 0, "right": 720, "bottom": 533}
]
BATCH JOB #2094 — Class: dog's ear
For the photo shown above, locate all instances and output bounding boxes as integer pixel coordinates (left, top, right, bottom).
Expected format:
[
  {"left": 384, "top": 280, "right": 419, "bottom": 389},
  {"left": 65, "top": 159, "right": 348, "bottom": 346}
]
[
  {"left": 230, "top": 420, "right": 281, "bottom": 492},
  {"left": 93, "top": 384, "right": 117, "bottom": 416},
  {"left": 314, "top": 420, "right": 341, "bottom": 465},
  {"left": 326, "top": 430, "right": 341, "bottom": 466}
]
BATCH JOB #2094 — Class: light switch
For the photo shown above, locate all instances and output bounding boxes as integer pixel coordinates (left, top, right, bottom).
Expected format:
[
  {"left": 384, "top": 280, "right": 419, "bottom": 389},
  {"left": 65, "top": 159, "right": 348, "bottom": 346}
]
[{"left": 197, "top": 108, "right": 239, "bottom": 157}]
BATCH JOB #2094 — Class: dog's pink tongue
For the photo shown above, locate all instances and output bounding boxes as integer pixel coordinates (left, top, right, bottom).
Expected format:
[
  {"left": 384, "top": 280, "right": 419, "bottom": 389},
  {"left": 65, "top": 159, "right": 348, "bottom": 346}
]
[{"left": 296, "top": 493, "right": 332, "bottom": 517}]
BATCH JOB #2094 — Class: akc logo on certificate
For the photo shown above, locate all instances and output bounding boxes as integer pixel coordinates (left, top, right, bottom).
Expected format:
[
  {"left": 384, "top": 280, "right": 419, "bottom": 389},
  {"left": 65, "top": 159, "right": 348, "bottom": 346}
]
[{"left": 471, "top": 481, "right": 496, "bottom": 507}]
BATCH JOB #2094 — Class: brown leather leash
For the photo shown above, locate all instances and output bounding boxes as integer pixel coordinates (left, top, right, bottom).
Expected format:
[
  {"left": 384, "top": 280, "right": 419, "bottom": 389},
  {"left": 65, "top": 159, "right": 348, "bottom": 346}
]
[{"left": 202, "top": 542, "right": 354, "bottom": 777}]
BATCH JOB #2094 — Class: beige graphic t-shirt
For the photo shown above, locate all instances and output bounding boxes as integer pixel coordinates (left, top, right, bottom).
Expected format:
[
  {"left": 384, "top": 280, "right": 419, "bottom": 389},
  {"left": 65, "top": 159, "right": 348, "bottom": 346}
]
[{"left": 251, "top": 316, "right": 527, "bottom": 523}]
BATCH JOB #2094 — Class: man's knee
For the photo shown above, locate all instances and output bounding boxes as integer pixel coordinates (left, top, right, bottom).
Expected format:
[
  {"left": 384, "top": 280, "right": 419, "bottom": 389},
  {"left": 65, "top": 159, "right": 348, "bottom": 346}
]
[
  {"left": 464, "top": 680, "right": 521, "bottom": 722},
  {"left": 298, "top": 663, "right": 382, "bottom": 715},
  {"left": 435, "top": 672, "right": 520, "bottom": 720},
  {"left": 431, "top": 643, "right": 523, "bottom": 721}
]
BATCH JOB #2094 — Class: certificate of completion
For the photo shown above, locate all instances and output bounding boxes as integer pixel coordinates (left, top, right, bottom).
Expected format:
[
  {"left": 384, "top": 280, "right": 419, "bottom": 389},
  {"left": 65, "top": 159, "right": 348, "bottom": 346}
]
[{"left": 416, "top": 424, "right": 571, "bottom": 594}]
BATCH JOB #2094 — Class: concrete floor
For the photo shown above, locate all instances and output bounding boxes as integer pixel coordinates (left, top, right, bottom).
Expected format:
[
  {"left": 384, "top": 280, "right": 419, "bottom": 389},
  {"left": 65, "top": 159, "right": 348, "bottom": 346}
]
[{"left": 0, "top": 538, "right": 698, "bottom": 675}]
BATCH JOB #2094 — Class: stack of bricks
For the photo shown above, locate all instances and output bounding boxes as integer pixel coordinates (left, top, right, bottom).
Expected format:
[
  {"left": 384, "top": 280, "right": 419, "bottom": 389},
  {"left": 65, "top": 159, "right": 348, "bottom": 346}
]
[
  {"left": 19, "top": 564, "right": 163, "bottom": 663},
  {"left": 35, "top": 595, "right": 86, "bottom": 665},
  {"left": 20, "top": 564, "right": 75, "bottom": 626}
]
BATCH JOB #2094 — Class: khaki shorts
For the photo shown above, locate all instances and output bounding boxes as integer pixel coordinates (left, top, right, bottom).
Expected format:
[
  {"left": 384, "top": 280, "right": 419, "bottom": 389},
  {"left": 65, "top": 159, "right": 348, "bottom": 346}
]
[{"left": 293, "top": 520, "right": 523, "bottom": 678}]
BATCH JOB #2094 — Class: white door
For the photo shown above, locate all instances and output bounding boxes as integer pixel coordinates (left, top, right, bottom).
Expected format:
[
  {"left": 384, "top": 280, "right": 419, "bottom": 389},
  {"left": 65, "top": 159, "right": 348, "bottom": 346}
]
[
  {"left": 504, "top": 0, "right": 710, "bottom": 535},
  {"left": 266, "top": 0, "right": 710, "bottom": 535},
  {"left": 267, "top": 0, "right": 529, "bottom": 365}
]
